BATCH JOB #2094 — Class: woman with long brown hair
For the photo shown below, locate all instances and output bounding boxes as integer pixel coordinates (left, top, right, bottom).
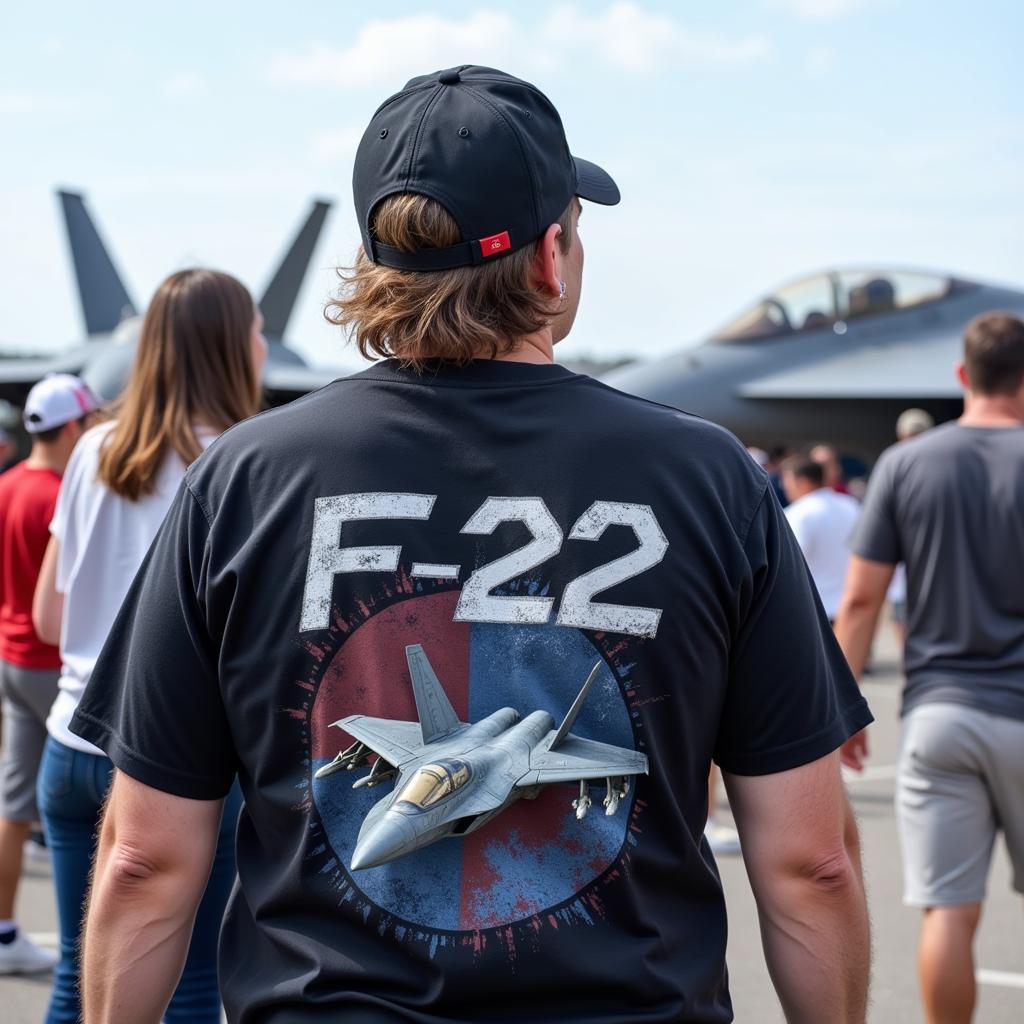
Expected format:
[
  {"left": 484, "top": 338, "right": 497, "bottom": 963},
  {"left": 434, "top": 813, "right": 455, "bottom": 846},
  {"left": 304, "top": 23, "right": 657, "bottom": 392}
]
[{"left": 32, "top": 268, "right": 266, "bottom": 1023}]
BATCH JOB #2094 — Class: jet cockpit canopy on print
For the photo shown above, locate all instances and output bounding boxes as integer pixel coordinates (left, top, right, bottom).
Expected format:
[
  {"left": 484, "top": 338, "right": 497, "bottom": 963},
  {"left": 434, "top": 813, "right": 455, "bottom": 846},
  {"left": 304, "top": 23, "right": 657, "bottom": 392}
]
[
  {"left": 712, "top": 269, "right": 973, "bottom": 343},
  {"left": 395, "top": 758, "right": 473, "bottom": 811}
]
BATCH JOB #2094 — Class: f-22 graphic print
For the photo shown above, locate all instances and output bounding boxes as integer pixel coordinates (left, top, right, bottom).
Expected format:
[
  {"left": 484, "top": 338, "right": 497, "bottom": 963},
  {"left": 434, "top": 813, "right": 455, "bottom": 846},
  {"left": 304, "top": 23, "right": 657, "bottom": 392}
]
[{"left": 298, "top": 490, "right": 665, "bottom": 944}]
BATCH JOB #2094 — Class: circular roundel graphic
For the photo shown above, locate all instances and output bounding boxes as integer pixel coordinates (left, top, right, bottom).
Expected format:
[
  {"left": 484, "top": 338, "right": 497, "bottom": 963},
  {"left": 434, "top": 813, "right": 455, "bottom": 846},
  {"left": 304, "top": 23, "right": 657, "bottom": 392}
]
[{"left": 309, "top": 590, "right": 635, "bottom": 932}]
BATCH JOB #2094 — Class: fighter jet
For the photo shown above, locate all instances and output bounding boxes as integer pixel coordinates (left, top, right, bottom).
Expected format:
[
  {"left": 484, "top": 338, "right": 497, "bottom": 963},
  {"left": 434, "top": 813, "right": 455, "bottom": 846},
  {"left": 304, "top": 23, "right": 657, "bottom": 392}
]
[
  {"left": 604, "top": 268, "right": 1024, "bottom": 457},
  {"left": 315, "top": 644, "right": 648, "bottom": 871},
  {"left": 0, "top": 190, "right": 342, "bottom": 406}
]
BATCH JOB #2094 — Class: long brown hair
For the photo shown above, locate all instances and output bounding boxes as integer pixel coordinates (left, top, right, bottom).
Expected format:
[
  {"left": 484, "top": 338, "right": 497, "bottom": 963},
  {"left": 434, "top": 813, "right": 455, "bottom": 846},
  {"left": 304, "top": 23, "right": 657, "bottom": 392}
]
[
  {"left": 326, "top": 194, "right": 573, "bottom": 370},
  {"left": 98, "top": 268, "right": 261, "bottom": 500}
]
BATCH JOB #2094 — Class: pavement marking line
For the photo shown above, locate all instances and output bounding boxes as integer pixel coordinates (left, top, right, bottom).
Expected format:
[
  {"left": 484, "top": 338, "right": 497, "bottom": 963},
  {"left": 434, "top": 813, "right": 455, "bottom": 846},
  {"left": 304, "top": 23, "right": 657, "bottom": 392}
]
[
  {"left": 27, "top": 931, "right": 59, "bottom": 947},
  {"left": 842, "top": 764, "right": 897, "bottom": 784},
  {"left": 976, "top": 969, "right": 1024, "bottom": 990}
]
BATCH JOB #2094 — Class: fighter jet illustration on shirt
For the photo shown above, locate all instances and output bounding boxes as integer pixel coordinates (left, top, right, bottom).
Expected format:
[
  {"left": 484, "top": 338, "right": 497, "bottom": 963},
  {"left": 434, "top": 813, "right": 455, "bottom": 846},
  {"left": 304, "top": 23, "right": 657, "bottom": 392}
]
[{"left": 314, "top": 644, "right": 648, "bottom": 871}]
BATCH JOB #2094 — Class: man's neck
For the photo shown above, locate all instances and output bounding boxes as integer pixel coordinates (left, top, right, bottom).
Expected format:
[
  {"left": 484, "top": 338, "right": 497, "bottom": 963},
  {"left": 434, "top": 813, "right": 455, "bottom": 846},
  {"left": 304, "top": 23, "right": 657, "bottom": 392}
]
[
  {"left": 959, "top": 393, "right": 1024, "bottom": 427},
  {"left": 493, "top": 329, "right": 555, "bottom": 365},
  {"left": 24, "top": 443, "right": 66, "bottom": 474}
]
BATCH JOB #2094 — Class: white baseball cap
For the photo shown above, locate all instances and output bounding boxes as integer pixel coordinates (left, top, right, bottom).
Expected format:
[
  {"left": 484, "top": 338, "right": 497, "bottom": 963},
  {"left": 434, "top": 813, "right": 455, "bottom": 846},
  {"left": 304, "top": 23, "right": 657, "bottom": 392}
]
[{"left": 23, "top": 374, "right": 103, "bottom": 434}]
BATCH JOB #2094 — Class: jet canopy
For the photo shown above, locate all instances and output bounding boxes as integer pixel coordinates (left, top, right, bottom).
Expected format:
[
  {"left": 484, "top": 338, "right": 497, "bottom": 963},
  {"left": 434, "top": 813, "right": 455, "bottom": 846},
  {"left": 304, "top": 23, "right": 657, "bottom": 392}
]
[
  {"left": 395, "top": 759, "right": 472, "bottom": 810},
  {"left": 712, "top": 269, "right": 966, "bottom": 342}
]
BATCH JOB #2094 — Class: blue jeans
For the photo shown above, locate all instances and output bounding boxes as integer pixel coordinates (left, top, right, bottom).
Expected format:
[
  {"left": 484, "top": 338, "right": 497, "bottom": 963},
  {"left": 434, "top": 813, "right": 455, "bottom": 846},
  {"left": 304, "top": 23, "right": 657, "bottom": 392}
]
[{"left": 37, "top": 736, "right": 241, "bottom": 1024}]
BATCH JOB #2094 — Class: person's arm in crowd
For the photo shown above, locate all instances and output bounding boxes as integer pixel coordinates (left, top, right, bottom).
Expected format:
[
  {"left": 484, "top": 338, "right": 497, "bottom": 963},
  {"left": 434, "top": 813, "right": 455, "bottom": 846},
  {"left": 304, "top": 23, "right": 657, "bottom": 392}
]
[
  {"left": 82, "top": 771, "right": 223, "bottom": 1024},
  {"left": 725, "top": 752, "right": 869, "bottom": 1024},
  {"left": 32, "top": 534, "right": 63, "bottom": 646},
  {"left": 833, "top": 556, "right": 893, "bottom": 770}
]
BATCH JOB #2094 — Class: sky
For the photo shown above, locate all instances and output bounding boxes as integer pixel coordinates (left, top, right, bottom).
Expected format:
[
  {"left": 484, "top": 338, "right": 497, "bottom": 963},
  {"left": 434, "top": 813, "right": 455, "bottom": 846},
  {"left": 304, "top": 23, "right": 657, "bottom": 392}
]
[{"left": 2, "top": 0, "right": 1022, "bottom": 371}]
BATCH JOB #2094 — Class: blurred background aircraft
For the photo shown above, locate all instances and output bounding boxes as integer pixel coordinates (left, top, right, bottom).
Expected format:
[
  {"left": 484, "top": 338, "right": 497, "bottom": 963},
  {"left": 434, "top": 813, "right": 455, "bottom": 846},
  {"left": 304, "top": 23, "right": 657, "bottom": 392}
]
[
  {"left": 3, "top": 2, "right": 1022, "bottom": 464},
  {"left": 6, "top": 191, "right": 1020, "bottom": 463},
  {"left": 606, "top": 268, "right": 1024, "bottom": 457},
  {"left": 0, "top": 191, "right": 339, "bottom": 407}
]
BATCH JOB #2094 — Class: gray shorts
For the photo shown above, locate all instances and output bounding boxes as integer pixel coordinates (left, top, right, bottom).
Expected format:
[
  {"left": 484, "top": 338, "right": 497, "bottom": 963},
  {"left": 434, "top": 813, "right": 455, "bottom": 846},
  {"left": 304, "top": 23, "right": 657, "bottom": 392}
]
[
  {"left": 0, "top": 660, "right": 60, "bottom": 822},
  {"left": 897, "top": 702, "right": 1024, "bottom": 907}
]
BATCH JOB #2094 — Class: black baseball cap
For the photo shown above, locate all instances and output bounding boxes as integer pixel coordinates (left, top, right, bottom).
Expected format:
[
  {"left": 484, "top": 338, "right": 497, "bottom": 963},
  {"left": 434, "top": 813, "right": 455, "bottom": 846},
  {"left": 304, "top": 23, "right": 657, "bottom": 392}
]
[{"left": 353, "top": 65, "right": 620, "bottom": 271}]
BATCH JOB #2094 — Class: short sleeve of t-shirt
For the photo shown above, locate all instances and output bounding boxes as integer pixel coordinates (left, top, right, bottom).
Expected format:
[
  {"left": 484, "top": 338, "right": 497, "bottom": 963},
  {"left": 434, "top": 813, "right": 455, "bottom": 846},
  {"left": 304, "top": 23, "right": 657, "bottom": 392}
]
[
  {"left": 69, "top": 481, "right": 236, "bottom": 799},
  {"left": 714, "top": 486, "right": 872, "bottom": 776},
  {"left": 49, "top": 435, "right": 87, "bottom": 592},
  {"left": 849, "top": 449, "right": 901, "bottom": 564},
  {"left": 49, "top": 423, "right": 106, "bottom": 593}
]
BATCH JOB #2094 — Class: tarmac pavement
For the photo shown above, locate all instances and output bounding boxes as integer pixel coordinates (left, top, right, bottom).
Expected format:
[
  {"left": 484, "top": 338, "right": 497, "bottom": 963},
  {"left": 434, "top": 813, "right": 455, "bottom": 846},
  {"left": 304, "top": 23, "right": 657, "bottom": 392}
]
[
  {"left": 2, "top": 628, "right": 1021, "bottom": 1022},
  {"left": 717, "top": 628, "right": 1023, "bottom": 1023}
]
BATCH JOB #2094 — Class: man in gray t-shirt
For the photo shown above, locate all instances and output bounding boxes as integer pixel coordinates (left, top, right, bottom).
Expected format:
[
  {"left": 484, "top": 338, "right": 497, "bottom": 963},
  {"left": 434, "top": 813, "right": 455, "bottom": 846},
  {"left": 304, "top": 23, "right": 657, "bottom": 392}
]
[{"left": 834, "top": 311, "right": 1024, "bottom": 1024}]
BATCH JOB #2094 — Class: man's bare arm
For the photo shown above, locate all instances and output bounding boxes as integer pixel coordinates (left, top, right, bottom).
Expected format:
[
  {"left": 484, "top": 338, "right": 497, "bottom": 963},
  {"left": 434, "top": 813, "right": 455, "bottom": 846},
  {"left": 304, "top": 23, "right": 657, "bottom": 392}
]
[
  {"left": 83, "top": 771, "right": 224, "bottom": 1024},
  {"left": 832, "top": 556, "right": 893, "bottom": 769},
  {"left": 833, "top": 555, "right": 894, "bottom": 678},
  {"left": 724, "top": 752, "right": 869, "bottom": 1024}
]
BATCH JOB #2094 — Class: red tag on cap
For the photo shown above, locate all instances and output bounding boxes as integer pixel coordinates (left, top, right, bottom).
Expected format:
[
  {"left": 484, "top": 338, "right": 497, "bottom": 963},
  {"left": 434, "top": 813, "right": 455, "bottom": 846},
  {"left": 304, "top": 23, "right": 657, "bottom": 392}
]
[{"left": 478, "top": 230, "right": 511, "bottom": 258}]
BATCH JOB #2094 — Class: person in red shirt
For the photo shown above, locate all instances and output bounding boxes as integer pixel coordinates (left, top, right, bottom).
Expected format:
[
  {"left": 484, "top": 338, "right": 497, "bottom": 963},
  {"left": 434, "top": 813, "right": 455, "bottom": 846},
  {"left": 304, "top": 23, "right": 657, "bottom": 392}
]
[{"left": 0, "top": 374, "right": 100, "bottom": 974}]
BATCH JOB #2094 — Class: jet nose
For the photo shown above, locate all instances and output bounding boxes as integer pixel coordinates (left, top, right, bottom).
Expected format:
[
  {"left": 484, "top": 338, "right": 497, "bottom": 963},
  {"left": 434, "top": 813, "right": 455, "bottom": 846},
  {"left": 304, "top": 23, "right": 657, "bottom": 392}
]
[{"left": 350, "top": 814, "right": 413, "bottom": 871}]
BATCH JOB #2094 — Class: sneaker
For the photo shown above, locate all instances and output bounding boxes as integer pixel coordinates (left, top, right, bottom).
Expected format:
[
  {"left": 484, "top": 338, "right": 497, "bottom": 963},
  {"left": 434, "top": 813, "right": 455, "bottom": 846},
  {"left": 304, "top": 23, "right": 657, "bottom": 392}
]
[
  {"left": 0, "top": 930, "right": 58, "bottom": 974},
  {"left": 704, "top": 820, "right": 742, "bottom": 856}
]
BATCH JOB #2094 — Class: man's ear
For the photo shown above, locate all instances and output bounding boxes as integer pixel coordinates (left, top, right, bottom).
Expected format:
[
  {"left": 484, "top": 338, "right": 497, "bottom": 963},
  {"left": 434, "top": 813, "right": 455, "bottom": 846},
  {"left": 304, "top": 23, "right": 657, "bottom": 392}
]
[
  {"left": 531, "top": 222, "right": 564, "bottom": 299},
  {"left": 955, "top": 361, "right": 970, "bottom": 391}
]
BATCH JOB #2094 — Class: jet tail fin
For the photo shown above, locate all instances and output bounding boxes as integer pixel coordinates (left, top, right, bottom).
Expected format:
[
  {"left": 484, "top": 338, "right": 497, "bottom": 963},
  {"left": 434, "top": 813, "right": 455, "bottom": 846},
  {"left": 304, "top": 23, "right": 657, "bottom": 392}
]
[
  {"left": 58, "top": 190, "right": 136, "bottom": 336},
  {"left": 258, "top": 199, "right": 332, "bottom": 340},
  {"left": 405, "top": 644, "right": 461, "bottom": 745},
  {"left": 549, "top": 662, "right": 602, "bottom": 751}
]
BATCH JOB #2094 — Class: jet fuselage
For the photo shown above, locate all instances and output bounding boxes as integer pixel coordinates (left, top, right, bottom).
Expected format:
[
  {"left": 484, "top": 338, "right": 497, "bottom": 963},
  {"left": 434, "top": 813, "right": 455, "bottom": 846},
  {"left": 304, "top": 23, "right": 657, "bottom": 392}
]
[
  {"left": 604, "top": 271, "right": 1024, "bottom": 459},
  {"left": 351, "top": 707, "right": 554, "bottom": 870}
]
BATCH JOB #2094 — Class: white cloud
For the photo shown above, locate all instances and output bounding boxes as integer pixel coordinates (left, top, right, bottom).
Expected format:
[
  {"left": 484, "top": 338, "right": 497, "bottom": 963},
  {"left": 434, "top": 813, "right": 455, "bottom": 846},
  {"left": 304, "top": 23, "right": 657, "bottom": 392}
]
[
  {"left": 270, "top": 4, "right": 768, "bottom": 88},
  {"left": 271, "top": 12, "right": 515, "bottom": 87},
  {"left": 774, "top": 0, "right": 876, "bottom": 19},
  {"left": 162, "top": 72, "right": 208, "bottom": 100},
  {"left": 542, "top": 4, "right": 769, "bottom": 70}
]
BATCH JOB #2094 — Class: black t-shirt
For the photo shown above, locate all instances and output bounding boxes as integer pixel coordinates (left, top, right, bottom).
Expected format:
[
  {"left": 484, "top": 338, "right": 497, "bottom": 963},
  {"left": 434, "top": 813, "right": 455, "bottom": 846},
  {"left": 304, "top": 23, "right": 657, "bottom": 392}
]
[{"left": 72, "top": 359, "right": 870, "bottom": 1024}]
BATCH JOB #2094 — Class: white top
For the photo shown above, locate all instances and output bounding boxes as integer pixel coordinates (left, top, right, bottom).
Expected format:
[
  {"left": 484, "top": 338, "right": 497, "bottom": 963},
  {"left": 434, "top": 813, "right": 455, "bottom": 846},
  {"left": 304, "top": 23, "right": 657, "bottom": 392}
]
[
  {"left": 888, "top": 563, "right": 907, "bottom": 604},
  {"left": 784, "top": 487, "right": 861, "bottom": 619},
  {"left": 47, "top": 422, "right": 216, "bottom": 754}
]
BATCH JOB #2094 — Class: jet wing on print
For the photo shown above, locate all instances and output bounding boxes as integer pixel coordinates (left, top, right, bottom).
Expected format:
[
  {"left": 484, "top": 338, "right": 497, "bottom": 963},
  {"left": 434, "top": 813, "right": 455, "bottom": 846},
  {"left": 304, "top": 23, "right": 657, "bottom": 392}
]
[
  {"left": 518, "top": 735, "right": 648, "bottom": 787},
  {"left": 314, "top": 716, "right": 425, "bottom": 780},
  {"left": 331, "top": 716, "right": 425, "bottom": 767},
  {"left": 516, "top": 661, "right": 648, "bottom": 789},
  {"left": 314, "top": 646, "right": 470, "bottom": 782}
]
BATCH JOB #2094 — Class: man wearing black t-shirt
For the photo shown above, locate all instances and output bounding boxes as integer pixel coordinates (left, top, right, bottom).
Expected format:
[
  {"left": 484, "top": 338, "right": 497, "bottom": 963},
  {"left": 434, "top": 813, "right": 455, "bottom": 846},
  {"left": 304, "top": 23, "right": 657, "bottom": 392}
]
[{"left": 73, "top": 66, "right": 871, "bottom": 1023}]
